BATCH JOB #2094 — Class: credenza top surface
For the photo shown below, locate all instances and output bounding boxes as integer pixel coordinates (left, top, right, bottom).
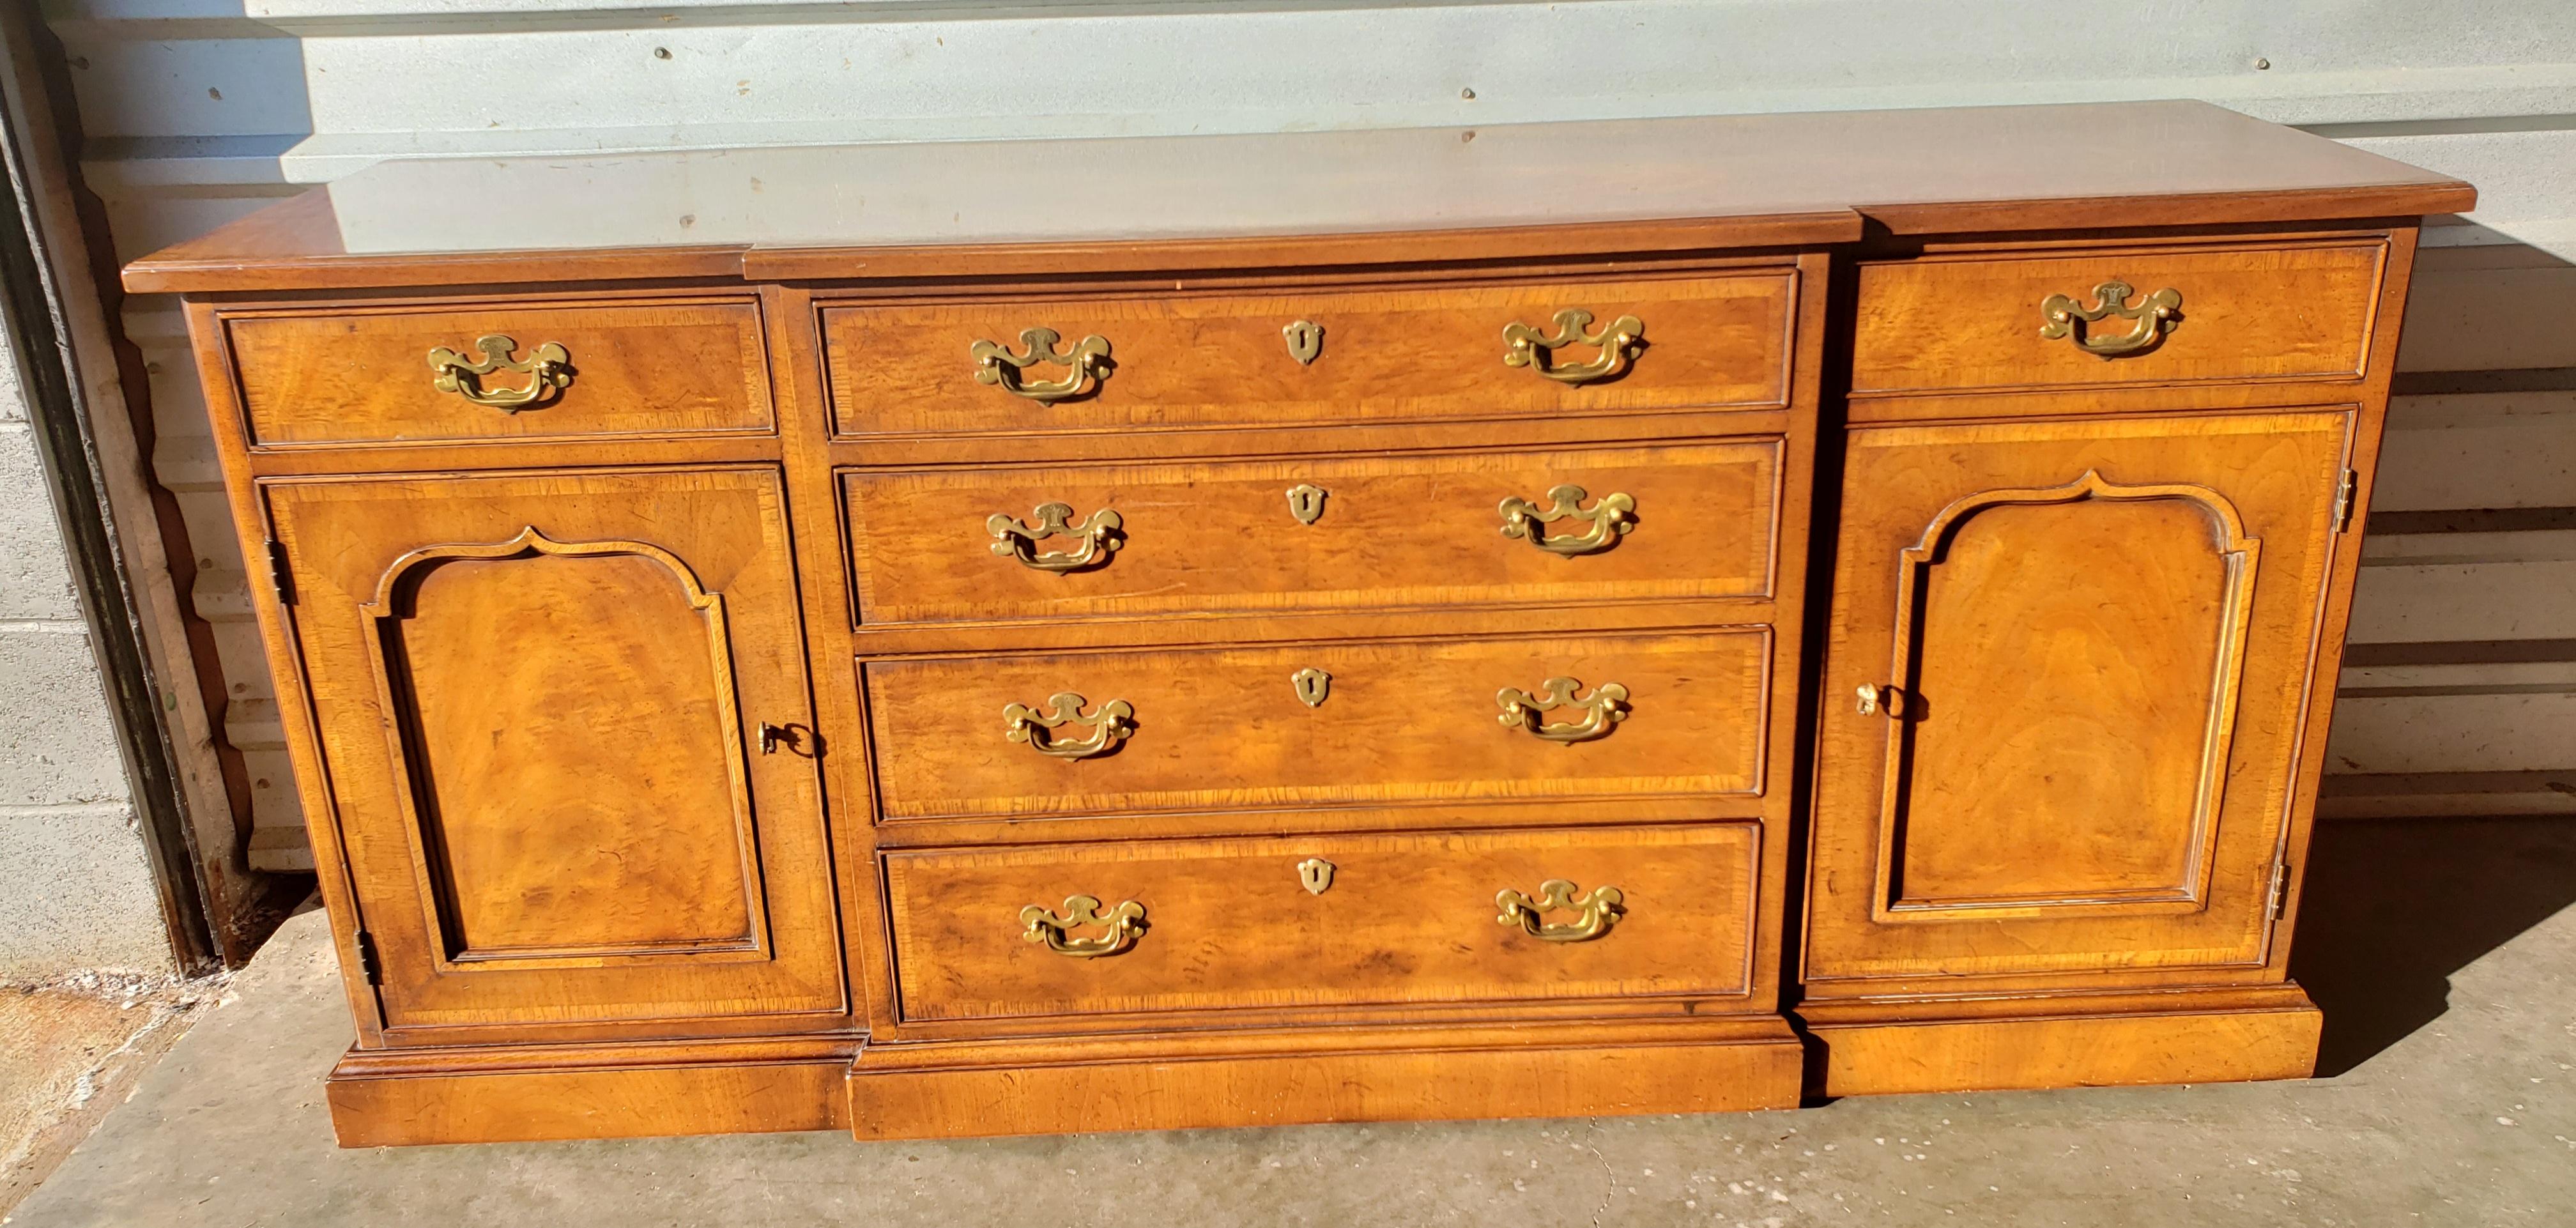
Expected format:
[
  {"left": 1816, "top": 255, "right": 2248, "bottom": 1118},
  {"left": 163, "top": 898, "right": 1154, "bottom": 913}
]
[{"left": 124, "top": 100, "right": 2472, "bottom": 295}]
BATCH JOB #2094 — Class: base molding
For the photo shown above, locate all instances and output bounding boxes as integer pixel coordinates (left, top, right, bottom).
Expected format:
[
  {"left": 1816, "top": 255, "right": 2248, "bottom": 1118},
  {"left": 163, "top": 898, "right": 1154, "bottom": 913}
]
[
  {"left": 318, "top": 988, "right": 2326, "bottom": 1145},
  {"left": 845, "top": 1017, "right": 1805, "bottom": 1140},
  {"left": 1794, "top": 983, "right": 2321, "bottom": 1098},
  {"left": 326, "top": 1034, "right": 858, "bottom": 1146}
]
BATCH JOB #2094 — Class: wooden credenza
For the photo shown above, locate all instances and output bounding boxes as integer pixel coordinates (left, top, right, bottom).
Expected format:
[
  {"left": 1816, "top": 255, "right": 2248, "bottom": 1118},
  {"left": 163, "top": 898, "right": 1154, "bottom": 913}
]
[{"left": 123, "top": 102, "right": 2474, "bottom": 1146}]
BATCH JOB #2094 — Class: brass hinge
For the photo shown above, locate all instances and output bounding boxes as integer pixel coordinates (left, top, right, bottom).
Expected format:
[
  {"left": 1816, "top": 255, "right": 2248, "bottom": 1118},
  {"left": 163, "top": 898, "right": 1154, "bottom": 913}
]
[
  {"left": 2267, "top": 864, "right": 2293, "bottom": 920},
  {"left": 264, "top": 539, "right": 295, "bottom": 606},
  {"left": 354, "top": 930, "right": 382, "bottom": 985},
  {"left": 2331, "top": 469, "right": 2359, "bottom": 533}
]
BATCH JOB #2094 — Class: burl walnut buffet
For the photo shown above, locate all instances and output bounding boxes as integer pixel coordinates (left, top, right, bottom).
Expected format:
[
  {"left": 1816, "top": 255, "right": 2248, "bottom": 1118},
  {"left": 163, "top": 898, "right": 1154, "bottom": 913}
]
[{"left": 123, "top": 102, "right": 2474, "bottom": 1147}]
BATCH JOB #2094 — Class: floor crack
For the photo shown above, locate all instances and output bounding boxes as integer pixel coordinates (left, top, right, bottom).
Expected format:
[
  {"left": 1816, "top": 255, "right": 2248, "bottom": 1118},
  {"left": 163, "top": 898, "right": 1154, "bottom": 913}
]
[{"left": 1579, "top": 1117, "right": 1615, "bottom": 1228}]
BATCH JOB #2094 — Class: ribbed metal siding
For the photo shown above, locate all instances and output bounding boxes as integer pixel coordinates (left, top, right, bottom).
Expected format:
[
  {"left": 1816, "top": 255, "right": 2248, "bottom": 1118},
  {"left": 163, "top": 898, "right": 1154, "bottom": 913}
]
[{"left": 42, "top": 1, "right": 2576, "bottom": 865}]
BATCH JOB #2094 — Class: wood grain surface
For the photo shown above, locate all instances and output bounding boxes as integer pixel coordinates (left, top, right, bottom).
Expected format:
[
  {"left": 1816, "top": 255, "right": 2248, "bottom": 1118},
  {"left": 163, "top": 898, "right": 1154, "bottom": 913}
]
[
  {"left": 882, "top": 825, "right": 1761, "bottom": 1022},
  {"left": 1803, "top": 411, "right": 2352, "bottom": 983},
  {"left": 121, "top": 101, "right": 2470, "bottom": 293},
  {"left": 1853, "top": 240, "right": 2386, "bottom": 394},
  {"left": 862, "top": 631, "right": 1770, "bottom": 822},
  {"left": 264, "top": 467, "right": 845, "bottom": 1035},
  {"left": 822, "top": 273, "right": 1795, "bottom": 438},
  {"left": 227, "top": 299, "right": 773, "bottom": 447},
  {"left": 843, "top": 438, "right": 1780, "bottom": 626}
]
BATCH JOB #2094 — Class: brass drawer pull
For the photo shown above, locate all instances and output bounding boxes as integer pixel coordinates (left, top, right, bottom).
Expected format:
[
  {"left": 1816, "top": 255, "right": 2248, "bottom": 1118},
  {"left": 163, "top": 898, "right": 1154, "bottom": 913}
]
[
  {"left": 1501, "top": 309, "right": 1644, "bottom": 385},
  {"left": 990, "top": 502, "right": 1121, "bottom": 573},
  {"left": 971, "top": 326, "right": 1112, "bottom": 402},
  {"left": 1855, "top": 683, "right": 1906, "bottom": 717},
  {"left": 1496, "top": 677, "right": 1629, "bottom": 744},
  {"left": 1004, "top": 691, "right": 1134, "bottom": 760},
  {"left": 425, "top": 335, "right": 572, "bottom": 411},
  {"left": 1495, "top": 879, "right": 1623, "bottom": 942},
  {"left": 1021, "top": 894, "right": 1146, "bottom": 958},
  {"left": 2039, "top": 280, "right": 2182, "bottom": 357},
  {"left": 1499, "top": 484, "right": 1635, "bottom": 556}
]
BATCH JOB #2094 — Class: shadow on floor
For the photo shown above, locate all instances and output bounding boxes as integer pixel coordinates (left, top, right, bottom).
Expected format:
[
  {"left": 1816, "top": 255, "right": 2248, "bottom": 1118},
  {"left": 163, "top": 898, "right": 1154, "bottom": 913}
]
[{"left": 2290, "top": 814, "right": 2576, "bottom": 1077}]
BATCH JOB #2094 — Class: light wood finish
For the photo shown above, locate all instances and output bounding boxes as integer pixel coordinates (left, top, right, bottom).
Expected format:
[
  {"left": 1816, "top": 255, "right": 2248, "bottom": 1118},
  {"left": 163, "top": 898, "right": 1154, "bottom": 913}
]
[
  {"left": 326, "top": 1036, "right": 855, "bottom": 1146},
  {"left": 823, "top": 274, "right": 1793, "bottom": 438},
  {"left": 1804, "top": 411, "right": 2351, "bottom": 983},
  {"left": 885, "top": 825, "right": 1759, "bottom": 1023},
  {"left": 847, "top": 1018, "right": 1802, "bottom": 1140},
  {"left": 264, "top": 468, "right": 844, "bottom": 1036},
  {"left": 1852, "top": 240, "right": 2386, "bottom": 395},
  {"left": 845, "top": 438, "right": 1779, "bottom": 626},
  {"left": 226, "top": 299, "right": 774, "bottom": 447},
  {"left": 119, "top": 102, "right": 2467, "bottom": 295},
  {"left": 125, "top": 102, "right": 2460, "bottom": 1145},
  {"left": 863, "top": 631, "right": 1768, "bottom": 821},
  {"left": 1798, "top": 986, "right": 2321, "bottom": 1096}
]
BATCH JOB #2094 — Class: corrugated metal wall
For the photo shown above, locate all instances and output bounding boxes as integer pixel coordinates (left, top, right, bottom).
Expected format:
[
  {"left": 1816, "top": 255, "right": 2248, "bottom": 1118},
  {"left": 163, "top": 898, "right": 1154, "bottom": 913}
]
[{"left": 40, "top": 0, "right": 2576, "bottom": 868}]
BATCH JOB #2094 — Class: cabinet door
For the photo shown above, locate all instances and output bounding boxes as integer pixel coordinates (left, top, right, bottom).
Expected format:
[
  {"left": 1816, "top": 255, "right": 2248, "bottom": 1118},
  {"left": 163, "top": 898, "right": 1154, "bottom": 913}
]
[
  {"left": 1804, "top": 412, "right": 2350, "bottom": 984},
  {"left": 267, "top": 468, "right": 843, "bottom": 1034}
]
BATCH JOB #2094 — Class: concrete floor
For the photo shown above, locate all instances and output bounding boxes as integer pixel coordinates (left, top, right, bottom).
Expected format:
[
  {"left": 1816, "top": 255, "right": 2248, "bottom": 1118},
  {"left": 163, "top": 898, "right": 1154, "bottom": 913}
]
[
  {"left": 0, "top": 972, "right": 209, "bottom": 1218},
  {"left": 8, "top": 815, "right": 2574, "bottom": 1227}
]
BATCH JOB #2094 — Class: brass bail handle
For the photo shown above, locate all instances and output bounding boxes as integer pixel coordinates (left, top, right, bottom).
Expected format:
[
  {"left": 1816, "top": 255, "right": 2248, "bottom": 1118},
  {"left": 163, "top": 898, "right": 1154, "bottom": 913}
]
[
  {"left": 1497, "top": 677, "right": 1629, "bottom": 744},
  {"left": 1003, "top": 692, "right": 1135, "bottom": 760},
  {"left": 2038, "top": 280, "right": 2182, "bottom": 357},
  {"left": 1501, "top": 309, "right": 1644, "bottom": 385},
  {"left": 990, "top": 502, "right": 1123, "bottom": 572},
  {"left": 1499, "top": 484, "right": 1635, "bottom": 556},
  {"left": 426, "top": 335, "right": 572, "bottom": 411},
  {"left": 1020, "top": 894, "right": 1146, "bottom": 958},
  {"left": 972, "top": 327, "right": 1113, "bottom": 402},
  {"left": 1495, "top": 879, "right": 1623, "bottom": 942}
]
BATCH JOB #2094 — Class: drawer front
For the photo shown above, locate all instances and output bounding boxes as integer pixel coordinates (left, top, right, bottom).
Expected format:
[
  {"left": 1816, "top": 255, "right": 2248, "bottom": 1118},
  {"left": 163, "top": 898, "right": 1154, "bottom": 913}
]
[
  {"left": 823, "top": 273, "right": 1795, "bottom": 438},
  {"left": 845, "top": 439, "right": 1780, "bottom": 626},
  {"left": 863, "top": 631, "right": 1768, "bottom": 821},
  {"left": 885, "top": 824, "right": 1759, "bottom": 1022},
  {"left": 1850, "top": 241, "right": 2385, "bottom": 395},
  {"left": 226, "top": 300, "right": 773, "bottom": 447}
]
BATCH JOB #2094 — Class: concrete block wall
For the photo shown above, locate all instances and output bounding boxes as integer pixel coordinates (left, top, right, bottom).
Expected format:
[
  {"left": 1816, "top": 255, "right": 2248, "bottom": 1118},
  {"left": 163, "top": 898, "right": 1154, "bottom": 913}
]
[{"left": 0, "top": 343, "right": 170, "bottom": 978}]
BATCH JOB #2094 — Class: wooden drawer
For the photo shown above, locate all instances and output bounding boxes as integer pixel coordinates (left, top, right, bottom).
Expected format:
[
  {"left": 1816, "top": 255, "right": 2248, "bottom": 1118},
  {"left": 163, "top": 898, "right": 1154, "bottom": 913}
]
[
  {"left": 844, "top": 438, "right": 1781, "bottom": 626},
  {"left": 224, "top": 299, "right": 774, "bottom": 447},
  {"left": 862, "top": 631, "right": 1768, "bottom": 822},
  {"left": 822, "top": 272, "right": 1796, "bottom": 438},
  {"left": 1850, "top": 240, "right": 2386, "bottom": 395},
  {"left": 884, "top": 824, "right": 1759, "bottom": 1022}
]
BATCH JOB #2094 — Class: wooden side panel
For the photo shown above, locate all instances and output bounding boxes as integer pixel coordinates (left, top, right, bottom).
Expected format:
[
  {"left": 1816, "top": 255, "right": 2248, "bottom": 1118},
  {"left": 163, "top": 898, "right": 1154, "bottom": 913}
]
[
  {"left": 266, "top": 468, "right": 844, "bottom": 1032},
  {"left": 1852, "top": 242, "right": 2384, "bottom": 394},
  {"left": 884, "top": 825, "right": 1760, "bottom": 1021},
  {"left": 1805, "top": 411, "right": 2351, "bottom": 983},
  {"left": 227, "top": 300, "right": 774, "bottom": 447},
  {"left": 822, "top": 272, "right": 1795, "bottom": 438},
  {"left": 862, "top": 631, "right": 1770, "bottom": 821},
  {"left": 844, "top": 438, "right": 1781, "bottom": 626}
]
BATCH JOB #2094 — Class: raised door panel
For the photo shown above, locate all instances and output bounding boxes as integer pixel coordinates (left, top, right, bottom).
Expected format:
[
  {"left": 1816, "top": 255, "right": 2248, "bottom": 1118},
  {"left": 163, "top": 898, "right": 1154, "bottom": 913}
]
[
  {"left": 267, "top": 468, "right": 843, "bottom": 1034},
  {"left": 1804, "top": 412, "right": 2350, "bottom": 983}
]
